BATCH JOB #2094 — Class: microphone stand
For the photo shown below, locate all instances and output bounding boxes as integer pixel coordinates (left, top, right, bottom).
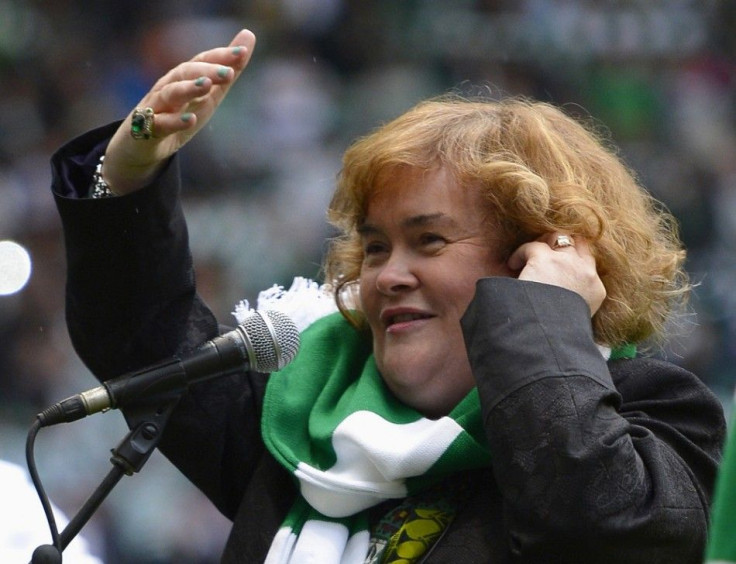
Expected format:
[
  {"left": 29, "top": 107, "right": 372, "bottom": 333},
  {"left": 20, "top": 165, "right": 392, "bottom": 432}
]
[{"left": 30, "top": 397, "right": 180, "bottom": 563}]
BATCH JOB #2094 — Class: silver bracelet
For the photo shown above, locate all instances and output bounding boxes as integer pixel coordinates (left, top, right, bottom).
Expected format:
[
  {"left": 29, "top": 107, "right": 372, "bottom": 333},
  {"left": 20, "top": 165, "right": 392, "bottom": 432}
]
[{"left": 90, "top": 155, "right": 117, "bottom": 198}]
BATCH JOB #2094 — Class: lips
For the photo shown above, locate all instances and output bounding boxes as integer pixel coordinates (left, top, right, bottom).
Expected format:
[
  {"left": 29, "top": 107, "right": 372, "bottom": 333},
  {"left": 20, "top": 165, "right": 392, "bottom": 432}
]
[
  {"left": 381, "top": 309, "right": 434, "bottom": 328},
  {"left": 389, "top": 313, "right": 430, "bottom": 324}
]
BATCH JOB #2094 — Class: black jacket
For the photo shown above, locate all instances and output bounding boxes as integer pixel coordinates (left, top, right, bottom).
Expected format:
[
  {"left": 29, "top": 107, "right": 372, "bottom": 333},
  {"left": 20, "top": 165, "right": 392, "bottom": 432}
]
[{"left": 51, "top": 125, "right": 726, "bottom": 563}]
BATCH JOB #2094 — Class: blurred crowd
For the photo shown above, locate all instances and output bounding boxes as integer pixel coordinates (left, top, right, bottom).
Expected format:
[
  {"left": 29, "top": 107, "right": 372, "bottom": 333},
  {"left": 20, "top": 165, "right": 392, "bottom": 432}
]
[{"left": 0, "top": 1, "right": 734, "bottom": 562}]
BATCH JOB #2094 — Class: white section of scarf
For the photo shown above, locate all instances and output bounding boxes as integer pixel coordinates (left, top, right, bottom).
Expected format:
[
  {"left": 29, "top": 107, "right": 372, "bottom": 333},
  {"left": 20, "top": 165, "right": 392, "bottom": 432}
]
[
  {"left": 233, "top": 276, "right": 344, "bottom": 332},
  {"left": 296, "top": 411, "right": 464, "bottom": 518}
]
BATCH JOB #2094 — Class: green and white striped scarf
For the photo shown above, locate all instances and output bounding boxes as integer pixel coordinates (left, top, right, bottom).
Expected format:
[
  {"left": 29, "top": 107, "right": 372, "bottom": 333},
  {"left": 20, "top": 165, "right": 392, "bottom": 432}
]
[
  {"left": 260, "top": 311, "right": 492, "bottom": 563},
  {"left": 237, "top": 277, "right": 627, "bottom": 563}
]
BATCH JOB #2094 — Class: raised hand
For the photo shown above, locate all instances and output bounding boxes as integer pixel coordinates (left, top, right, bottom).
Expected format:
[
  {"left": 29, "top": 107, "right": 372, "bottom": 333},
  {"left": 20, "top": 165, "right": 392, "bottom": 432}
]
[
  {"left": 102, "top": 29, "right": 256, "bottom": 195},
  {"left": 508, "top": 233, "right": 607, "bottom": 316}
]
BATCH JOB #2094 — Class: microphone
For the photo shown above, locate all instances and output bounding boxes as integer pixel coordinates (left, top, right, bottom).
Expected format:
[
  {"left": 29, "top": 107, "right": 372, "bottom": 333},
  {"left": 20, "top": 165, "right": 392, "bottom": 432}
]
[{"left": 37, "top": 310, "right": 300, "bottom": 427}]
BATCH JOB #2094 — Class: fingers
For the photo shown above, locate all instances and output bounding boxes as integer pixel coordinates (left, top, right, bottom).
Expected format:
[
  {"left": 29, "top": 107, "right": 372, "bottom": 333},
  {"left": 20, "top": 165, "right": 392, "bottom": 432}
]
[
  {"left": 183, "top": 28, "right": 256, "bottom": 94},
  {"left": 148, "top": 52, "right": 246, "bottom": 111},
  {"left": 229, "top": 28, "right": 257, "bottom": 52},
  {"left": 159, "top": 48, "right": 246, "bottom": 88},
  {"left": 151, "top": 74, "right": 215, "bottom": 118},
  {"left": 193, "top": 28, "right": 256, "bottom": 71},
  {"left": 508, "top": 232, "right": 584, "bottom": 270},
  {"left": 508, "top": 232, "right": 606, "bottom": 315},
  {"left": 139, "top": 29, "right": 255, "bottom": 118},
  {"left": 101, "top": 30, "right": 257, "bottom": 195},
  {"left": 549, "top": 233, "right": 575, "bottom": 251},
  {"left": 148, "top": 107, "right": 198, "bottom": 138},
  {"left": 156, "top": 62, "right": 233, "bottom": 91},
  {"left": 123, "top": 76, "right": 213, "bottom": 142}
]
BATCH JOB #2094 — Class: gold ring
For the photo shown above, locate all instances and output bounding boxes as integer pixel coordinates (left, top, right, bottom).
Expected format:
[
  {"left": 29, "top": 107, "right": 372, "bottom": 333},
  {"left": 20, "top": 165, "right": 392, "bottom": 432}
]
[
  {"left": 130, "top": 107, "right": 155, "bottom": 140},
  {"left": 552, "top": 234, "right": 574, "bottom": 249}
]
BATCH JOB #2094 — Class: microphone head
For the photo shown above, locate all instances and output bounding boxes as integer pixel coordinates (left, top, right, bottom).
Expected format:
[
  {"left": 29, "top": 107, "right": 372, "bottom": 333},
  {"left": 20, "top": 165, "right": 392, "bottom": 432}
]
[{"left": 237, "top": 310, "right": 300, "bottom": 372}]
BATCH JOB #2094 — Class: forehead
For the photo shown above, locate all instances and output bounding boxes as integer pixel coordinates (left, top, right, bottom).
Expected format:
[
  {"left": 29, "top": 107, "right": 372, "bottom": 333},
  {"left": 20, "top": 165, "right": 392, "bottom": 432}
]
[{"left": 363, "top": 166, "right": 482, "bottom": 223}]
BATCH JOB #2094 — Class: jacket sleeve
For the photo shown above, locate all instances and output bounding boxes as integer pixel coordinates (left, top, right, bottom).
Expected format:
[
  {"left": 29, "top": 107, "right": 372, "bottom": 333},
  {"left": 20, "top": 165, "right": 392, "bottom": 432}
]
[
  {"left": 51, "top": 125, "right": 268, "bottom": 519},
  {"left": 461, "top": 277, "right": 726, "bottom": 563}
]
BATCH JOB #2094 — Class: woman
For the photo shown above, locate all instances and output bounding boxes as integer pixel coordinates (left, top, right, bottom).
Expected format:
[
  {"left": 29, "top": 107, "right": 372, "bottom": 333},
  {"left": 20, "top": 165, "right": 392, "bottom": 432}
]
[{"left": 51, "top": 29, "right": 725, "bottom": 563}]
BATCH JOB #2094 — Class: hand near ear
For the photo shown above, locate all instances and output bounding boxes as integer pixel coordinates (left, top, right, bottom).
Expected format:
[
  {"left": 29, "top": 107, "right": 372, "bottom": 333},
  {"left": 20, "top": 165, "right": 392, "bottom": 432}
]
[{"left": 508, "top": 233, "right": 606, "bottom": 316}]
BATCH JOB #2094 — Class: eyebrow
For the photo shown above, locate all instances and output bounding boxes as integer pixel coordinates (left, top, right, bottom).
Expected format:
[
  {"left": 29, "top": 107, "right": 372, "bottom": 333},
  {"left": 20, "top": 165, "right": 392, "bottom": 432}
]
[{"left": 358, "top": 212, "right": 457, "bottom": 236}]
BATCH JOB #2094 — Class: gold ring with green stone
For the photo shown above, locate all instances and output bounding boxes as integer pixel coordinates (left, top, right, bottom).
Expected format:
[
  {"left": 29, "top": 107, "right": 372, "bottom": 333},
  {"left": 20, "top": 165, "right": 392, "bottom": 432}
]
[{"left": 130, "top": 107, "right": 155, "bottom": 140}]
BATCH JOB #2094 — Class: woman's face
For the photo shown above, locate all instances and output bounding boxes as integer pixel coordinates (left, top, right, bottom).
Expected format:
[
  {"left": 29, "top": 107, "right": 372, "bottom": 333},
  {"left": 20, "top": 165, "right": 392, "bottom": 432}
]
[{"left": 359, "top": 167, "right": 513, "bottom": 418}]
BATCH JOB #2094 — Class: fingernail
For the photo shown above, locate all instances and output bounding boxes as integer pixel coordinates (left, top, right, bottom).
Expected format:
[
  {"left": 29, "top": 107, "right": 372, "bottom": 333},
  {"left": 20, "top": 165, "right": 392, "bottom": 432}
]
[
  {"left": 232, "top": 46, "right": 244, "bottom": 55},
  {"left": 217, "top": 66, "right": 229, "bottom": 78},
  {"left": 181, "top": 113, "right": 193, "bottom": 122},
  {"left": 194, "top": 76, "right": 206, "bottom": 87}
]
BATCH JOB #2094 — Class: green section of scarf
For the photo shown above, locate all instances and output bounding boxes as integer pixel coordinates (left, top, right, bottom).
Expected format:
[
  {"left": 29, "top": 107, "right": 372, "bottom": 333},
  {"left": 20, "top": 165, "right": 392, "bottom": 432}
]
[
  {"left": 261, "top": 312, "right": 492, "bottom": 562},
  {"left": 609, "top": 343, "right": 636, "bottom": 360},
  {"left": 705, "top": 404, "right": 736, "bottom": 563}
]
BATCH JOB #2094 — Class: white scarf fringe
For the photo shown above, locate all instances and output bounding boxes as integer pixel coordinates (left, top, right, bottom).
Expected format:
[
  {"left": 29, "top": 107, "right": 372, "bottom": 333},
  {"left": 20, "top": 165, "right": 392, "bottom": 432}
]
[{"left": 233, "top": 277, "right": 343, "bottom": 333}]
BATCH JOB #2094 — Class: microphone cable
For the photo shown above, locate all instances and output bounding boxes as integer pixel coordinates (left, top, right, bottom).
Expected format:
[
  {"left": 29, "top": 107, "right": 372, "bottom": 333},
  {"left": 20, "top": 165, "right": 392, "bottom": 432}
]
[
  {"left": 24, "top": 308, "right": 300, "bottom": 561},
  {"left": 26, "top": 417, "right": 63, "bottom": 562}
]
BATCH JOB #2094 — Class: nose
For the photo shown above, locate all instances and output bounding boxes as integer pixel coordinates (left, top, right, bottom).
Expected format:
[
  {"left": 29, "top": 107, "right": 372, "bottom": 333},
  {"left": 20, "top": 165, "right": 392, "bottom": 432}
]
[{"left": 375, "top": 251, "right": 419, "bottom": 295}]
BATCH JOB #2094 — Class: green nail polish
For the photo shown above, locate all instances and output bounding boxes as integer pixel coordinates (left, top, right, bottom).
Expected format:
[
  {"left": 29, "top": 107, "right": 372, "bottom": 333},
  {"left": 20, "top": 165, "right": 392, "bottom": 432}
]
[
  {"left": 217, "top": 66, "right": 229, "bottom": 78},
  {"left": 232, "top": 46, "right": 244, "bottom": 55},
  {"left": 194, "top": 76, "right": 206, "bottom": 87},
  {"left": 181, "top": 113, "right": 193, "bottom": 122}
]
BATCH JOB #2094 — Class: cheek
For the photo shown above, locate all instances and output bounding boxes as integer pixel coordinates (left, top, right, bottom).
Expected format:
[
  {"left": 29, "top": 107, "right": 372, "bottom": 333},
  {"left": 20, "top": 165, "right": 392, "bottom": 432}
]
[
  {"left": 358, "top": 274, "right": 378, "bottom": 319},
  {"left": 445, "top": 263, "right": 509, "bottom": 312},
  {"left": 450, "top": 279, "right": 482, "bottom": 314},
  {"left": 453, "top": 257, "right": 494, "bottom": 286}
]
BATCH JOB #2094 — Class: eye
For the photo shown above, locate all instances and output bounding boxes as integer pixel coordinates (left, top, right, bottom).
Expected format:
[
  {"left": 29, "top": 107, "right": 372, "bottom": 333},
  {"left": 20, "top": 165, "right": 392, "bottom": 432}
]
[
  {"left": 419, "top": 232, "right": 447, "bottom": 248},
  {"left": 361, "top": 239, "right": 389, "bottom": 266},
  {"left": 363, "top": 240, "right": 387, "bottom": 255}
]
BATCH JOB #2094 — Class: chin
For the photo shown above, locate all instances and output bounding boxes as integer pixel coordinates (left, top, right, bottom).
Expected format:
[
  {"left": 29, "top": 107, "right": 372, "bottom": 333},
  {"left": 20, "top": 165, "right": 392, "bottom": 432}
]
[
  {"left": 378, "top": 353, "right": 432, "bottom": 384},
  {"left": 379, "top": 372, "right": 447, "bottom": 417}
]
